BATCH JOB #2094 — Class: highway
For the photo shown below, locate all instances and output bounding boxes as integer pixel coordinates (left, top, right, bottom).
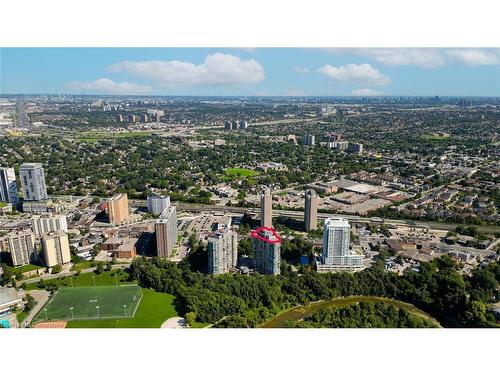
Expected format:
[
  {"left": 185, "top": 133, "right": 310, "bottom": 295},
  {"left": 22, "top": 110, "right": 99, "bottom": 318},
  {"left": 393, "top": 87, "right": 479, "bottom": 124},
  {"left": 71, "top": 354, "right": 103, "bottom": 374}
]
[{"left": 127, "top": 199, "right": 464, "bottom": 231}]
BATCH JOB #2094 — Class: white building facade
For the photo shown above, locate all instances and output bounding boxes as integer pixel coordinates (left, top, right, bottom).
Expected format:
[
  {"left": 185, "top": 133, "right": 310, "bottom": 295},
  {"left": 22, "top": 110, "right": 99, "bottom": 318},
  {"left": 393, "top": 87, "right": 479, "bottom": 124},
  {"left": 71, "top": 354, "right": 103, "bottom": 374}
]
[
  {"left": 207, "top": 226, "right": 238, "bottom": 275},
  {"left": 318, "top": 218, "right": 364, "bottom": 272},
  {"left": 32, "top": 214, "right": 68, "bottom": 236},
  {"left": 147, "top": 194, "right": 171, "bottom": 216},
  {"left": 0, "top": 167, "right": 19, "bottom": 204}
]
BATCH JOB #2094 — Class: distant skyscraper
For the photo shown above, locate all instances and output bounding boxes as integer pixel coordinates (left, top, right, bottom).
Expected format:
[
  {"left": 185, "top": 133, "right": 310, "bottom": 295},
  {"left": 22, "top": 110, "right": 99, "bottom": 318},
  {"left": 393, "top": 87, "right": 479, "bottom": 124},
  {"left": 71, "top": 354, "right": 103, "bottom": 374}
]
[
  {"left": 318, "top": 218, "right": 364, "bottom": 272},
  {"left": 207, "top": 225, "right": 238, "bottom": 275},
  {"left": 0, "top": 230, "right": 36, "bottom": 266},
  {"left": 0, "top": 167, "right": 18, "bottom": 204},
  {"left": 41, "top": 230, "right": 71, "bottom": 267},
  {"left": 115, "top": 114, "right": 124, "bottom": 122},
  {"left": 155, "top": 112, "right": 161, "bottom": 122},
  {"left": 129, "top": 114, "right": 137, "bottom": 122},
  {"left": 332, "top": 141, "right": 349, "bottom": 151},
  {"left": 239, "top": 120, "right": 248, "bottom": 129},
  {"left": 147, "top": 195, "right": 171, "bottom": 216},
  {"left": 141, "top": 114, "right": 148, "bottom": 122},
  {"left": 19, "top": 163, "right": 47, "bottom": 201},
  {"left": 260, "top": 188, "right": 272, "bottom": 227},
  {"left": 32, "top": 214, "right": 68, "bottom": 236},
  {"left": 304, "top": 189, "right": 318, "bottom": 232},
  {"left": 303, "top": 134, "right": 316, "bottom": 146},
  {"left": 107, "top": 193, "right": 130, "bottom": 224},
  {"left": 155, "top": 206, "right": 177, "bottom": 258},
  {"left": 347, "top": 142, "right": 363, "bottom": 154},
  {"left": 224, "top": 121, "right": 232, "bottom": 131},
  {"left": 251, "top": 227, "right": 281, "bottom": 275}
]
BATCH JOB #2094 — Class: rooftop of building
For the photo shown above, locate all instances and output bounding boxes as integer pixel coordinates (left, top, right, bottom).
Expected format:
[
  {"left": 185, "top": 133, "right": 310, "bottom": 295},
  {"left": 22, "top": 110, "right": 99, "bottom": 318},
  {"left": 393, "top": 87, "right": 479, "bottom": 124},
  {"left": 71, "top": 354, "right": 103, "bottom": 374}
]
[
  {"left": 324, "top": 217, "right": 350, "bottom": 228},
  {"left": 0, "top": 287, "right": 21, "bottom": 308},
  {"left": 41, "top": 229, "right": 67, "bottom": 239},
  {"left": 109, "top": 193, "right": 127, "bottom": 201},
  {"left": 250, "top": 227, "right": 281, "bottom": 244},
  {"left": 20, "top": 162, "right": 43, "bottom": 169}
]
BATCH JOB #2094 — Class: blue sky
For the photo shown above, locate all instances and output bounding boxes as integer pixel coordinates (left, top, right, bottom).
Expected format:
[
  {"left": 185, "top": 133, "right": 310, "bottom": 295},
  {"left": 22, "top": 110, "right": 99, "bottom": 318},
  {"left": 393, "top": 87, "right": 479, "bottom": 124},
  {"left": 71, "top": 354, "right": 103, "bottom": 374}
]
[{"left": 1, "top": 48, "right": 499, "bottom": 96}]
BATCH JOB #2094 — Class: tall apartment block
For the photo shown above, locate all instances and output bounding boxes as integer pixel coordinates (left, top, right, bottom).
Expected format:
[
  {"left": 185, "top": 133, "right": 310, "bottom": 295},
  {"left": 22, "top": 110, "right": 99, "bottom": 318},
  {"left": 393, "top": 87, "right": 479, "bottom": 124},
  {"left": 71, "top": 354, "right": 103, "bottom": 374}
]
[
  {"left": 41, "top": 230, "right": 71, "bottom": 267},
  {"left": 207, "top": 226, "right": 238, "bottom": 275},
  {"left": 304, "top": 189, "right": 318, "bottom": 232},
  {"left": 147, "top": 194, "right": 171, "bottom": 216},
  {"left": 317, "top": 218, "right": 364, "bottom": 272},
  {"left": 303, "top": 134, "right": 316, "bottom": 146},
  {"left": 260, "top": 188, "right": 272, "bottom": 227},
  {"left": 155, "top": 206, "right": 177, "bottom": 258},
  {"left": 19, "top": 163, "right": 47, "bottom": 201},
  {"left": 347, "top": 142, "right": 364, "bottom": 154},
  {"left": 0, "top": 230, "right": 36, "bottom": 266},
  {"left": 107, "top": 193, "right": 130, "bottom": 224},
  {"left": 32, "top": 214, "right": 68, "bottom": 236},
  {"left": 251, "top": 227, "right": 281, "bottom": 275},
  {"left": 0, "top": 167, "right": 19, "bottom": 204}
]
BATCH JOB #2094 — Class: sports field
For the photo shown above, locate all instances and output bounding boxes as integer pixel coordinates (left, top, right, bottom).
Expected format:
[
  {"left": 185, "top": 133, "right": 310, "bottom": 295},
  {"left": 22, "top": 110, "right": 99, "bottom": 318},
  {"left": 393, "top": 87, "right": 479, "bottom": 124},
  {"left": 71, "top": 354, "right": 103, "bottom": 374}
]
[
  {"left": 35, "top": 285, "right": 142, "bottom": 322},
  {"left": 224, "top": 168, "right": 257, "bottom": 177}
]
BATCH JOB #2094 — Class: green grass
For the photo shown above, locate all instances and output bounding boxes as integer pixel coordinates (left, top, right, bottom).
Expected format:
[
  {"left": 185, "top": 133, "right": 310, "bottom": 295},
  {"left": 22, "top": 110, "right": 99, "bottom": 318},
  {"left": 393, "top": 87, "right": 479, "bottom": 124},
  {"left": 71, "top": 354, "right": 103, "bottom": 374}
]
[
  {"left": 189, "top": 322, "right": 210, "bottom": 328},
  {"left": 34, "top": 285, "right": 142, "bottom": 322},
  {"left": 0, "top": 202, "right": 8, "bottom": 208},
  {"left": 66, "top": 288, "right": 178, "bottom": 328},
  {"left": 25, "top": 269, "right": 132, "bottom": 290},
  {"left": 16, "top": 310, "right": 28, "bottom": 324},
  {"left": 224, "top": 168, "right": 258, "bottom": 177},
  {"left": 14, "top": 264, "right": 43, "bottom": 273},
  {"left": 70, "top": 261, "right": 94, "bottom": 271},
  {"left": 422, "top": 134, "right": 450, "bottom": 141}
]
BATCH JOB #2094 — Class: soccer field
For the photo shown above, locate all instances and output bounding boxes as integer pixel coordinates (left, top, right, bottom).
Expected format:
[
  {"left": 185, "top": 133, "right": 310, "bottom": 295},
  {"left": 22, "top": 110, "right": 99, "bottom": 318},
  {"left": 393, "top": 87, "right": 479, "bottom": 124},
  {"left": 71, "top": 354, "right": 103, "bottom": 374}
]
[{"left": 35, "top": 285, "right": 142, "bottom": 322}]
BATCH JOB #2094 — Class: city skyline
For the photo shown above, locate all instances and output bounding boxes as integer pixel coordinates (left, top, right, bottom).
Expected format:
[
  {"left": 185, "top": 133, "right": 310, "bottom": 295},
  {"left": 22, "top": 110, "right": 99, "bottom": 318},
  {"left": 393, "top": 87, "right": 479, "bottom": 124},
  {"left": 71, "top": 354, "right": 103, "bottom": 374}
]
[{"left": 1, "top": 48, "right": 500, "bottom": 97}]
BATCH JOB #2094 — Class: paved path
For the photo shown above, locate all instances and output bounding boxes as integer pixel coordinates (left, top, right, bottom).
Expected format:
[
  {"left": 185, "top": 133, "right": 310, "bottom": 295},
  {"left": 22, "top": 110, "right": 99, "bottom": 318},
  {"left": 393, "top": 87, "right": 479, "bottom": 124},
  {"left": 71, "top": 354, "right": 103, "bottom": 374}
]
[
  {"left": 21, "top": 263, "right": 130, "bottom": 285},
  {"left": 22, "top": 289, "right": 50, "bottom": 327},
  {"left": 161, "top": 316, "right": 187, "bottom": 328}
]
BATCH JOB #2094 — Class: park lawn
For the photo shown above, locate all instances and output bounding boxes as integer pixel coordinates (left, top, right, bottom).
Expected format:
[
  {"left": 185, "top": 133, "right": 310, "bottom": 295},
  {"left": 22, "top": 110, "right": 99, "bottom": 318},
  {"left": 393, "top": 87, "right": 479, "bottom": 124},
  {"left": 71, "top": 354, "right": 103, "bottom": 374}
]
[
  {"left": 70, "top": 261, "right": 94, "bottom": 271},
  {"left": 422, "top": 134, "right": 450, "bottom": 141},
  {"left": 24, "top": 269, "right": 132, "bottom": 291},
  {"left": 66, "top": 288, "right": 178, "bottom": 328},
  {"left": 14, "top": 264, "right": 43, "bottom": 273},
  {"left": 0, "top": 202, "right": 8, "bottom": 208},
  {"left": 224, "top": 168, "right": 258, "bottom": 178}
]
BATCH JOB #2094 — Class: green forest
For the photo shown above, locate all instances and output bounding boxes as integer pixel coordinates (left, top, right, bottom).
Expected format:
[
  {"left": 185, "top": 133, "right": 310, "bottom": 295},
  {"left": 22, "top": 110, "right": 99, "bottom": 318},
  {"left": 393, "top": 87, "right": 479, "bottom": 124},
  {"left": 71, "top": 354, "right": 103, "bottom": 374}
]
[
  {"left": 288, "top": 301, "right": 438, "bottom": 328},
  {"left": 129, "top": 255, "right": 499, "bottom": 328}
]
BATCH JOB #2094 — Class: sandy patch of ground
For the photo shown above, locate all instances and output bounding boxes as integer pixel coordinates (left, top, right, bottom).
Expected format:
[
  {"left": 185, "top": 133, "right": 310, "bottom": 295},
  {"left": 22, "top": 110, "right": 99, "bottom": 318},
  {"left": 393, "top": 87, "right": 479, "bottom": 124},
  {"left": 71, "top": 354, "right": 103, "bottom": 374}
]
[
  {"left": 161, "top": 316, "right": 187, "bottom": 328},
  {"left": 33, "top": 320, "right": 67, "bottom": 328}
]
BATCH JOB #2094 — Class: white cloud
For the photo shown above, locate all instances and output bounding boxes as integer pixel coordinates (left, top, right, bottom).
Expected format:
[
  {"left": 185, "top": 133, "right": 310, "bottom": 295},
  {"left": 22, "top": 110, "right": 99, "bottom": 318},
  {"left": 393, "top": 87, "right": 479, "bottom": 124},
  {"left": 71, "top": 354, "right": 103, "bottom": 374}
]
[
  {"left": 292, "top": 65, "right": 309, "bottom": 73},
  {"left": 445, "top": 49, "right": 500, "bottom": 66},
  {"left": 63, "top": 78, "right": 152, "bottom": 94},
  {"left": 351, "top": 88, "right": 382, "bottom": 96},
  {"left": 107, "top": 53, "right": 265, "bottom": 87},
  {"left": 322, "top": 48, "right": 500, "bottom": 68},
  {"left": 318, "top": 63, "right": 390, "bottom": 86}
]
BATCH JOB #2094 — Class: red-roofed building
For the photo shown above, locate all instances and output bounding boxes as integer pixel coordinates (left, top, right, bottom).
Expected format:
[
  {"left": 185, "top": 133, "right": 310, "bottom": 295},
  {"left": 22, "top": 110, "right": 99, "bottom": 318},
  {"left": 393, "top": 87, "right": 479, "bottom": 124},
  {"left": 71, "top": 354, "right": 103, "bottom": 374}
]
[{"left": 251, "top": 227, "right": 281, "bottom": 275}]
